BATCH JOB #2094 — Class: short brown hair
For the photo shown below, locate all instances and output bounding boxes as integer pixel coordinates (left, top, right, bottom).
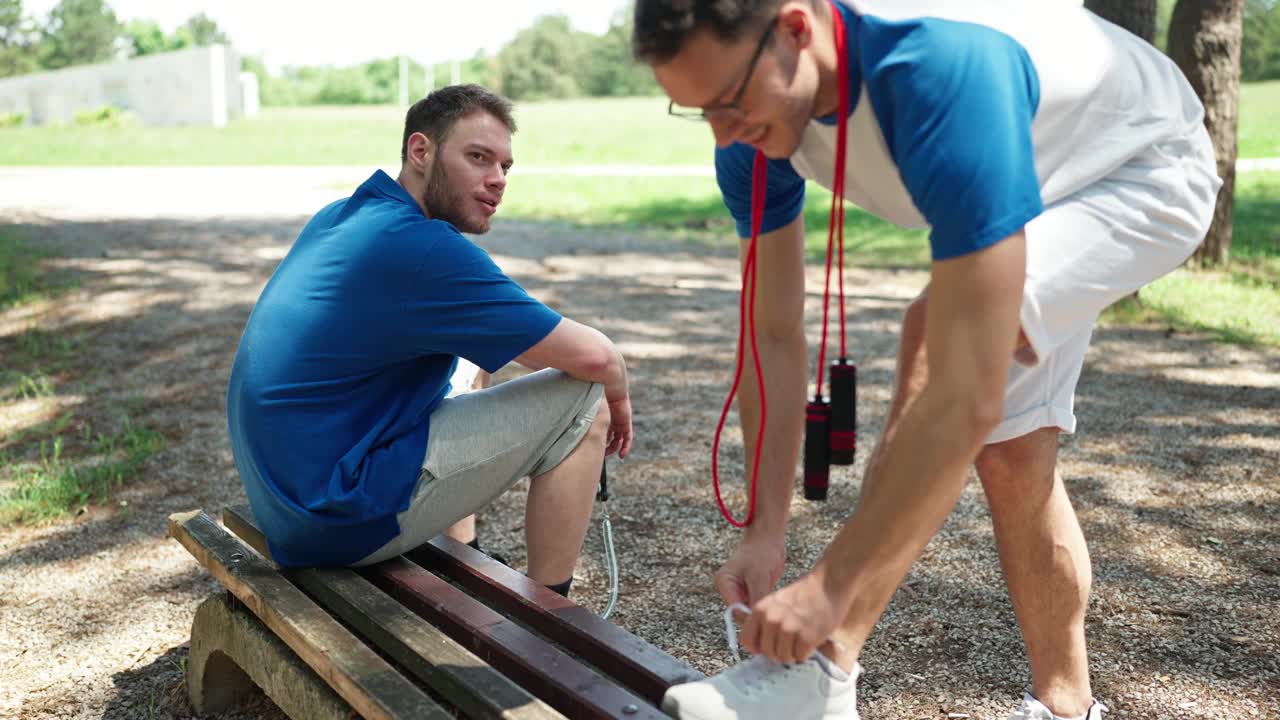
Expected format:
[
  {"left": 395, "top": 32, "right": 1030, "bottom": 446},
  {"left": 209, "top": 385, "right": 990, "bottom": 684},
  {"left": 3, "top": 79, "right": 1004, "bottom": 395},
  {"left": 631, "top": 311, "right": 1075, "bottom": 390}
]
[
  {"left": 400, "top": 84, "right": 517, "bottom": 163},
  {"left": 632, "top": 0, "right": 787, "bottom": 64}
]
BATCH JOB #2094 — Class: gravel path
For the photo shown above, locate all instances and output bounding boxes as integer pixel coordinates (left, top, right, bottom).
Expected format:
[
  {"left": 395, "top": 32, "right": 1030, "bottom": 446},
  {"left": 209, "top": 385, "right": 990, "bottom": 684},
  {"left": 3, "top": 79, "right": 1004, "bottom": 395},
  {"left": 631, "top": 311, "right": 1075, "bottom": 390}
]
[{"left": 1, "top": 188, "right": 1277, "bottom": 719}]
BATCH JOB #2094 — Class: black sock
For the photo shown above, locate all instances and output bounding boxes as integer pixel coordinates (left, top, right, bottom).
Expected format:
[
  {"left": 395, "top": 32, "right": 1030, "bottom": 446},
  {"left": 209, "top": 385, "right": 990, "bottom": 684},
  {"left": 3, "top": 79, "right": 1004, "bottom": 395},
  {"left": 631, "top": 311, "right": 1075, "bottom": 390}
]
[
  {"left": 546, "top": 577, "right": 573, "bottom": 598},
  {"left": 466, "top": 537, "right": 508, "bottom": 566}
]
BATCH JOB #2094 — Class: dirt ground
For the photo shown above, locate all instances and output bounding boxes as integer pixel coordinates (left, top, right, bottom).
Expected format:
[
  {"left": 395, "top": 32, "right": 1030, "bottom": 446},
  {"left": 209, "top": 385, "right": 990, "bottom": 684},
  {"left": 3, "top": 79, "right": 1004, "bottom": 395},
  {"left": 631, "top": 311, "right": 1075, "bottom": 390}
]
[{"left": 1, "top": 204, "right": 1277, "bottom": 720}]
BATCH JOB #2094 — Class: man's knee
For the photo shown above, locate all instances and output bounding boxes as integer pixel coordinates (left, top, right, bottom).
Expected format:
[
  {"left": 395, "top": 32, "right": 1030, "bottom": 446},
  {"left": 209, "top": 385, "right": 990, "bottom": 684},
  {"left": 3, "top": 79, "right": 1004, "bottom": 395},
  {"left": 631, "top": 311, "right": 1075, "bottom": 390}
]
[
  {"left": 587, "top": 393, "right": 610, "bottom": 441},
  {"left": 976, "top": 428, "right": 1060, "bottom": 496},
  {"left": 903, "top": 292, "right": 928, "bottom": 338}
]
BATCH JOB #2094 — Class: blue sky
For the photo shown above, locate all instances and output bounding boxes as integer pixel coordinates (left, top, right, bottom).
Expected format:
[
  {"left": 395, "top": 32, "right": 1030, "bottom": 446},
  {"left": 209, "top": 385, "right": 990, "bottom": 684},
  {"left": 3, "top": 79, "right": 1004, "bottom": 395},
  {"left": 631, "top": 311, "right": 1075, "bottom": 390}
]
[{"left": 24, "top": 0, "right": 628, "bottom": 70}]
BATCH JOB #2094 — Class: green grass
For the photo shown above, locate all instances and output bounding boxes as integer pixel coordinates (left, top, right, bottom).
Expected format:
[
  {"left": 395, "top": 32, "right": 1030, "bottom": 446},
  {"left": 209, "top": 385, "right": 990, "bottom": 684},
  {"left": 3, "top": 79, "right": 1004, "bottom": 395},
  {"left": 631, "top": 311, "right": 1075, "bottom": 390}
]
[
  {"left": 0, "top": 105, "right": 406, "bottom": 166},
  {"left": 1239, "top": 81, "right": 1280, "bottom": 159},
  {"left": 3, "top": 83, "right": 1276, "bottom": 165},
  {"left": 504, "top": 171, "right": 1279, "bottom": 347},
  {"left": 0, "top": 227, "right": 68, "bottom": 309},
  {"left": 1099, "top": 171, "right": 1280, "bottom": 346},
  {"left": 0, "top": 97, "right": 712, "bottom": 167},
  {"left": 1, "top": 227, "right": 163, "bottom": 525},
  {"left": 501, "top": 174, "right": 930, "bottom": 266},
  {"left": 0, "top": 417, "right": 164, "bottom": 525},
  {"left": 1129, "top": 269, "right": 1278, "bottom": 345},
  {"left": 512, "top": 97, "right": 710, "bottom": 166},
  {"left": 1228, "top": 170, "right": 1280, "bottom": 272}
]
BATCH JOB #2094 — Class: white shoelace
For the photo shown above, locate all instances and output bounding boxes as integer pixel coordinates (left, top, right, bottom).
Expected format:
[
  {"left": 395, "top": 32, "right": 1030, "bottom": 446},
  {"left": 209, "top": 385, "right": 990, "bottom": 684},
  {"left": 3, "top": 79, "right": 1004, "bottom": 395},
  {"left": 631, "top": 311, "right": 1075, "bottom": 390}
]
[
  {"left": 723, "top": 603, "right": 752, "bottom": 662},
  {"left": 722, "top": 603, "right": 856, "bottom": 684}
]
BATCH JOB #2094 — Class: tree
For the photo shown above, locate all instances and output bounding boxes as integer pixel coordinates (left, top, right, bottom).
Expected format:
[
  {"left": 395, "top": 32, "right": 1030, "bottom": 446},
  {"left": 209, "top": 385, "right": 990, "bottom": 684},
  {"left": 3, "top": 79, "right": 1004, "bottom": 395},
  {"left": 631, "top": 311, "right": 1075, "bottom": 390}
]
[
  {"left": 1168, "top": 0, "right": 1246, "bottom": 267},
  {"left": 579, "top": 8, "right": 659, "bottom": 97},
  {"left": 461, "top": 51, "right": 499, "bottom": 91},
  {"left": 174, "top": 12, "right": 228, "bottom": 48},
  {"left": 1085, "top": 0, "right": 1158, "bottom": 42},
  {"left": 0, "top": 0, "right": 38, "bottom": 78},
  {"left": 497, "top": 14, "right": 588, "bottom": 100},
  {"left": 38, "top": 0, "right": 120, "bottom": 70},
  {"left": 123, "top": 18, "right": 177, "bottom": 57},
  {"left": 1241, "top": 0, "right": 1280, "bottom": 80}
]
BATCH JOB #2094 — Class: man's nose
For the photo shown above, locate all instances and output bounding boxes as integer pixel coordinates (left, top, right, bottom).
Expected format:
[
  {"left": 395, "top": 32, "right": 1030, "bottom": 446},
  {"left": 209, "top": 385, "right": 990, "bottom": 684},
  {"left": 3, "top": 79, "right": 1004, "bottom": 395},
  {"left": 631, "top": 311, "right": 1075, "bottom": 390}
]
[{"left": 487, "top": 166, "right": 507, "bottom": 191}]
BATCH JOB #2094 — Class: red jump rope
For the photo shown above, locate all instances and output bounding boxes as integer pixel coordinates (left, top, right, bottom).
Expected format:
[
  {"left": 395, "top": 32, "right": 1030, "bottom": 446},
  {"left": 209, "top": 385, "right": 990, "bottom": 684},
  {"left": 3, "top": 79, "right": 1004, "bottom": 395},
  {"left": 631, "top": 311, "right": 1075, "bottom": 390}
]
[{"left": 713, "top": 0, "right": 857, "bottom": 525}]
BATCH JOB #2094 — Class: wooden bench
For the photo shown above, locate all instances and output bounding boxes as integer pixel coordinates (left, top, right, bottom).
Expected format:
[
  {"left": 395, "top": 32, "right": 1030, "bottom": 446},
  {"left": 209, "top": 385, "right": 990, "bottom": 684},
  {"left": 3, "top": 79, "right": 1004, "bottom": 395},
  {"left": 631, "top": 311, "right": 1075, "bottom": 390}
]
[{"left": 169, "top": 505, "right": 703, "bottom": 719}]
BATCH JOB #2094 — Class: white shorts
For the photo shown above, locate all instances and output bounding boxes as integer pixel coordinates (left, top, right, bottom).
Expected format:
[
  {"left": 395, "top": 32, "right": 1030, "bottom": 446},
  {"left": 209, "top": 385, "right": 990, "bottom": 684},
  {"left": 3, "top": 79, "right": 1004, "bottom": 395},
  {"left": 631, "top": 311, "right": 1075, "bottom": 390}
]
[{"left": 991, "top": 124, "right": 1222, "bottom": 444}]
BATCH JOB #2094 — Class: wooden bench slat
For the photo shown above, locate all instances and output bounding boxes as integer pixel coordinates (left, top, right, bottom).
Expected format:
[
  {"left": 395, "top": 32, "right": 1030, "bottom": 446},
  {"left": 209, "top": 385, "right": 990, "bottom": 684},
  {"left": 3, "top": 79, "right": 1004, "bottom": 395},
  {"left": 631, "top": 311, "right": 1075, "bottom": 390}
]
[
  {"left": 168, "top": 510, "right": 451, "bottom": 720},
  {"left": 408, "top": 536, "right": 704, "bottom": 704},
  {"left": 221, "top": 505, "right": 566, "bottom": 720},
  {"left": 220, "top": 505, "right": 270, "bottom": 556},
  {"left": 367, "top": 557, "right": 671, "bottom": 720}
]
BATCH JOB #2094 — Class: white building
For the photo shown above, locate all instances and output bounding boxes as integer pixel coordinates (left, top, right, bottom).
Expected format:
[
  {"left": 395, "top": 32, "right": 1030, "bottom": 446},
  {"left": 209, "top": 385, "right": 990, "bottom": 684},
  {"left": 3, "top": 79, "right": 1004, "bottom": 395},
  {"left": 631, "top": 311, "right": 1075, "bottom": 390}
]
[{"left": 0, "top": 44, "right": 260, "bottom": 127}]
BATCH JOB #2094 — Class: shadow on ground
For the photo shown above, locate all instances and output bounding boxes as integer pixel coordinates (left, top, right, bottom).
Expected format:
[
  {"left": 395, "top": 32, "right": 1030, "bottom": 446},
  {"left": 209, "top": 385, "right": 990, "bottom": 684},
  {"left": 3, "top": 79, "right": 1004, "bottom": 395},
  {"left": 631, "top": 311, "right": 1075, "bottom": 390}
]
[{"left": 1, "top": 213, "right": 1276, "bottom": 718}]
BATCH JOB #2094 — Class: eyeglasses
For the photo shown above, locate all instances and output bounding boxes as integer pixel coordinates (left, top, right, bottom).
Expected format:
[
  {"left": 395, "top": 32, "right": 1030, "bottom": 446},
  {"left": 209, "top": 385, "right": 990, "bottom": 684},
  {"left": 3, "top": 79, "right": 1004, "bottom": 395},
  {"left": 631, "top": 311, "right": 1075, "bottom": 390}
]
[{"left": 668, "top": 19, "right": 777, "bottom": 121}]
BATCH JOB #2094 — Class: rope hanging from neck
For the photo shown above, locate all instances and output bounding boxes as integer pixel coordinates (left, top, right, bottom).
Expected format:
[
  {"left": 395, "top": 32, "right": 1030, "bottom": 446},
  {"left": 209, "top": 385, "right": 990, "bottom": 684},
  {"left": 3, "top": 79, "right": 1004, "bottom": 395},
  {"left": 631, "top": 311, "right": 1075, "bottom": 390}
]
[
  {"left": 712, "top": 0, "right": 856, "bottom": 525},
  {"left": 711, "top": 151, "right": 769, "bottom": 527}
]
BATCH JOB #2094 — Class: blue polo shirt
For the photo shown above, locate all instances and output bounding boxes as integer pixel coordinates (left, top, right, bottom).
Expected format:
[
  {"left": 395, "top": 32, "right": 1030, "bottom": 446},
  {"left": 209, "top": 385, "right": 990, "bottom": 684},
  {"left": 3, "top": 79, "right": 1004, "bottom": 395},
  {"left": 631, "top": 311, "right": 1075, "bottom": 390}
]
[{"left": 227, "top": 170, "right": 561, "bottom": 567}]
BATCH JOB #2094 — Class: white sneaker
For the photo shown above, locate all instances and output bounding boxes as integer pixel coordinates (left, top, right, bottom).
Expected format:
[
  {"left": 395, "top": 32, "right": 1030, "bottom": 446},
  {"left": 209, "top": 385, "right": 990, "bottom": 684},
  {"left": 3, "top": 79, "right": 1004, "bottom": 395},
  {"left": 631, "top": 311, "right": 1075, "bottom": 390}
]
[
  {"left": 1007, "top": 692, "right": 1108, "bottom": 720},
  {"left": 661, "top": 654, "right": 860, "bottom": 720}
]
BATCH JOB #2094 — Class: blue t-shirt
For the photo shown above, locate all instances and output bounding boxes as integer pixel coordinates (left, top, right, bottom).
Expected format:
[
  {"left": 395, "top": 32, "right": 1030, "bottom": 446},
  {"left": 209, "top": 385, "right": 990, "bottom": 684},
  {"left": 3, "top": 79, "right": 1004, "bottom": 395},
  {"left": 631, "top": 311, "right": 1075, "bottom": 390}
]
[
  {"left": 227, "top": 170, "right": 561, "bottom": 567},
  {"left": 716, "top": 1, "right": 1043, "bottom": 260}
]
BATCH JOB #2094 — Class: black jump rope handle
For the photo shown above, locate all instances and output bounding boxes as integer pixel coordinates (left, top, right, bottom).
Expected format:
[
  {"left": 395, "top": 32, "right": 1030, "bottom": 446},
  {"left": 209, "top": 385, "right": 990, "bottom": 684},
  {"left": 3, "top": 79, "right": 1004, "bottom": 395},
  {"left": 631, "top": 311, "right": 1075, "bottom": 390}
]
[
  {"left": 829, "top": 359, "right": 857, "bottom": 466},
  {"left": 596, "top": 461, "right": 609, "bottom": 502},
  {"left": 803, "top": 361, "right": 857, "bottom": 501},
  {"left": 804, "top": 396, "right": 831, "bottom": 501}
]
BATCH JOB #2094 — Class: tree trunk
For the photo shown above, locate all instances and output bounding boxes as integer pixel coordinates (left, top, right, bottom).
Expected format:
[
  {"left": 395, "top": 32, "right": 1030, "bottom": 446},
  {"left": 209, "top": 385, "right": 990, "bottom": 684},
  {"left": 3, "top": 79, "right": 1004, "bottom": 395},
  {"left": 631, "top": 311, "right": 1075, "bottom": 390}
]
[
  {"left": 1168, "top": 0, "right": 1245, "bottom": 267},
  {"left": 1085, "top": 0, "right": 1159, "bottom": 42}
]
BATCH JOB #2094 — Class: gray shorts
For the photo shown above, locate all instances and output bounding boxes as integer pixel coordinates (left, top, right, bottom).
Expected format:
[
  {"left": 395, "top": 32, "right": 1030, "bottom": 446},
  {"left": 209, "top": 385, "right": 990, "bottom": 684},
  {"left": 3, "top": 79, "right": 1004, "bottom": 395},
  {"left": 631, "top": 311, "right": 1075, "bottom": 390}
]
[{"left": 354, "top": 368, "right": 603, "bottom": 566}]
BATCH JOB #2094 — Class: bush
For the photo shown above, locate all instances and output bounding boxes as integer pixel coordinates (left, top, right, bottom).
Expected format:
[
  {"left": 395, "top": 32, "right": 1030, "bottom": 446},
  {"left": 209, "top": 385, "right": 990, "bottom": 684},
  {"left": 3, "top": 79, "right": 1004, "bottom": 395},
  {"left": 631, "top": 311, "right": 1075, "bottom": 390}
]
[
  {"left": 0, "top": 112, "right": 25, "bottom": 128},
  {"left": 72, "top": 105, "right": 137, "bottom": 128}
]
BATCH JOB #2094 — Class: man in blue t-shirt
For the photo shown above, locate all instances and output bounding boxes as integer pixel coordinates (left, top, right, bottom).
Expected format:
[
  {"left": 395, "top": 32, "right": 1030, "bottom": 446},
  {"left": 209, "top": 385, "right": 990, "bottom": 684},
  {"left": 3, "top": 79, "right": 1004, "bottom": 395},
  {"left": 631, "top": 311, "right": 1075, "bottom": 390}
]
[
  {"left": 632, "top": 1, "right": 1219, "bottom": 719},
  {"left": 227, "top": 85, "right": 633, "bottom": 600}
]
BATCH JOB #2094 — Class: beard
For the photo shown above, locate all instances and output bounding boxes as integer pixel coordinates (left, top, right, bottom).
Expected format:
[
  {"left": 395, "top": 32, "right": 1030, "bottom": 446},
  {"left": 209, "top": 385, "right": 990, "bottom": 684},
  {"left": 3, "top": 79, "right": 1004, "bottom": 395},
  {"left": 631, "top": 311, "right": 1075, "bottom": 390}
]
[{"left": 422, "top": 156, "right": 490, "bottom": 235}]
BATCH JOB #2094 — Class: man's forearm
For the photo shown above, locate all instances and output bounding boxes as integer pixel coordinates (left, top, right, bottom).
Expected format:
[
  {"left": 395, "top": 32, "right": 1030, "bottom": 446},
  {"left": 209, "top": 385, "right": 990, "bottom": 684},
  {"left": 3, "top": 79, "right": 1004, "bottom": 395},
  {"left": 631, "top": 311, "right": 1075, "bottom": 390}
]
[{"left": 737, "top": 330, "right": 808, "bottom": 538}]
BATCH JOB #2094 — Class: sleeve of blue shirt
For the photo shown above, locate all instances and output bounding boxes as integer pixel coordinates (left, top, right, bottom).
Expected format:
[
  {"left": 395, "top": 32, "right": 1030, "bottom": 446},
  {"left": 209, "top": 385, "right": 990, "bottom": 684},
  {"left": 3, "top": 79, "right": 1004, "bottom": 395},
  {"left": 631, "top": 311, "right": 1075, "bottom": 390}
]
[
  {"left": 400, "top": 225, "right": 562, "bottom": 373},
  {"left": 861, "top": 18, "right": 1044, "bottom": 260},
  {"left": 715, "top": 142, "right": 807, "bottom": 239}
]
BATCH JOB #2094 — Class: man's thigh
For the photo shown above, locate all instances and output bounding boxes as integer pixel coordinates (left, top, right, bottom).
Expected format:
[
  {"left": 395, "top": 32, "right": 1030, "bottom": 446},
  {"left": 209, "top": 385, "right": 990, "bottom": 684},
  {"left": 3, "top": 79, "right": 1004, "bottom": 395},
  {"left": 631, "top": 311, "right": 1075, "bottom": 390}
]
[
  {"left": 354, "top": 369, "right": 603, "bottom": 566},
  {"left": 991, "top": 128, "right": 1219, "bottom": 444}
]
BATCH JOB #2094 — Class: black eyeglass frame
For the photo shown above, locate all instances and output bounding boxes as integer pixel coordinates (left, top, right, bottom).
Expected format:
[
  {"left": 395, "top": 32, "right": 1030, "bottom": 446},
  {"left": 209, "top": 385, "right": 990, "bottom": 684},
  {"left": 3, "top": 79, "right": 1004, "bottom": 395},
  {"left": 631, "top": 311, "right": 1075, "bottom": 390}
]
[{"left": 668, "top": 19, "right": 778, "bottom": 121}]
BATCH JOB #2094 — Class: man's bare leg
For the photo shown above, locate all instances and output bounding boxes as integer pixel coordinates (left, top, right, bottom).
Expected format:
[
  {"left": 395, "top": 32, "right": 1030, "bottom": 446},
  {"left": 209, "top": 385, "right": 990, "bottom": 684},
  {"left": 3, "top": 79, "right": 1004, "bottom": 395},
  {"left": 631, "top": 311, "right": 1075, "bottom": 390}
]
[
  {"left": 976, "top": 429, "right": 1093, "bottom": 717},
  {"left": 444, "top": 515, "right": 477, "bottom": 543},
  {"left": 524, "top": 398, "right": 610, "bottom": 586},
  {"left": 828, "top": 295, "right": 1092, "bottom": 717},
  {"left": 859, "top": 292, "right": 930, "bottom": 501}
]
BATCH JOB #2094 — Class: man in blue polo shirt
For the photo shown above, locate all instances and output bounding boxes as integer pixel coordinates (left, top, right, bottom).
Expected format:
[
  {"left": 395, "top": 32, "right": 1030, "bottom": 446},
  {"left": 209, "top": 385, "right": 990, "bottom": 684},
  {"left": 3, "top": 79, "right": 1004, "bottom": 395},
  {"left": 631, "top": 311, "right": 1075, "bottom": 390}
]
[
  {"left": 633, "top": 1, "right": 1219, "bottom": 718},
  {"left": 227, "top": 85, "right": 633, "bottom": 600}
]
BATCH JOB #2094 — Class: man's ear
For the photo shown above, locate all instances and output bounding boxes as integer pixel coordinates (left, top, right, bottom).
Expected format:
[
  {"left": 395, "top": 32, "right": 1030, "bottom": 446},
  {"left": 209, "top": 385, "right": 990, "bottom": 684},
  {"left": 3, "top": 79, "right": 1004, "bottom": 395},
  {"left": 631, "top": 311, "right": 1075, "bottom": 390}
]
[
  {"left": 778, "top": 2, "right": 815, "bottom": 49},
  {"left": 408, "top": 132, "right": 435, "bottom": 173}
]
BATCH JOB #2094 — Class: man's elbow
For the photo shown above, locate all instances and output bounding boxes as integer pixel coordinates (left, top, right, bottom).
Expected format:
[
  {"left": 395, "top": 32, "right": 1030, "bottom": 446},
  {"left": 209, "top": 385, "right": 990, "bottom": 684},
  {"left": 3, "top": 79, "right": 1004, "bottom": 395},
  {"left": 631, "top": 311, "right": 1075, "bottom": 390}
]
[
  {"left": 568, "top": 334, "right": 615, "bottom": 381},
  {"left": 580, "top": 343, "right": 615, "bottom": 379},
  {"left": 757, "top": 310, "right": 806, "bottom": 346}
]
